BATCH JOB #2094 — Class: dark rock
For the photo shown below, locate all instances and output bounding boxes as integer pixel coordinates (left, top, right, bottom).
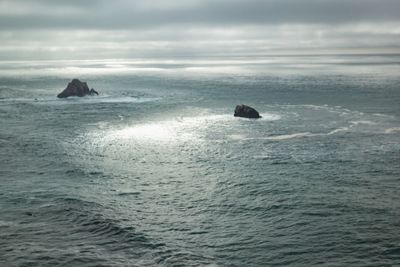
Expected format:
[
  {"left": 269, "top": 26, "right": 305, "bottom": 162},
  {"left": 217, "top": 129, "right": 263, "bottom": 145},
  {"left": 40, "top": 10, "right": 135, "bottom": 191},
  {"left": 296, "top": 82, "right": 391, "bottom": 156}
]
[
  {"left": 89, "top": 88, "right": 99, "bottom": 95},
  {"left": 234, "top": 104, "right": 261, "bottom": 119},
  {"left": 57, "top": 79, "right": 99, "bottom": 98}
]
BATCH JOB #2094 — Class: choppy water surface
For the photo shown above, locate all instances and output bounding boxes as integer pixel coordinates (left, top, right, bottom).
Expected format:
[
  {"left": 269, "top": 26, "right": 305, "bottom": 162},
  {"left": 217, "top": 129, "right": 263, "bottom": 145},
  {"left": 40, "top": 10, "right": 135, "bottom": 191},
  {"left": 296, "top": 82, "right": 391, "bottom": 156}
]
[{"left": 1, "top": 55, "right": 400, "bottom": 266}]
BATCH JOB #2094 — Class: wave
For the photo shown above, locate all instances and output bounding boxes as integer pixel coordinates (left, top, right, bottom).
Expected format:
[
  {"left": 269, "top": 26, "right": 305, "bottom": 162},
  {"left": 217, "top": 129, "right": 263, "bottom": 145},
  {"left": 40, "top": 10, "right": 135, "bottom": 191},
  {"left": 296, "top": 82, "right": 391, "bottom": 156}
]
[
  {"left": 0, "top": 220, "right": 16, "bottom": 228},
  {"left": 0, "top": 196, "right": 168, "bottom": 267},
  {"left": 0, "top": 92, "right": 160, "bottom": 105},
  {"left": 295, "top": 104, "right": 353, "bottom": 114},
  {"left": 36, "top": 197, "right": 218, "bottom": 266},
  {"left": 349, "top": 120, "right": 377, "bottom": 125},
  {"left": 385, "top": 127, "right": 400, "bottom": 134},
  {"left": 117, "top": 191, "right": 141, "bottom": 196},
  {"left": 0, "top": 138, "right": 10, "bottom": 144},
  {"left": 43, "top": 95, "right": 160, "bottom": 105},
  {"left": 68, "top": 96, "right": 160, "bottom": 104},
  {"left": 1, "top": 193, "right": 218, "bottom": 266},
  {"left": 0, "top": 87, "right": 38, "bottom": 100},
  {"left": 41, "top": 197, "right": 163, "bottom": 249},
  {"left": 263, "top": 132, "right": 314, "bottom": 141},
  {"left": 249, "top": 127, "right": 350, "bottom": 141}
]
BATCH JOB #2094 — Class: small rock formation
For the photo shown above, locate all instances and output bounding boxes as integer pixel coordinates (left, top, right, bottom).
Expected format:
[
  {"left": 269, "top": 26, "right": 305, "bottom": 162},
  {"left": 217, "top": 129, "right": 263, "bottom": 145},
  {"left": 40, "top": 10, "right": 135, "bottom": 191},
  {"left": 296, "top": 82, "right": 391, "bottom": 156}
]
[
  {"left": 57, "top": 79, "right": 99, "bottom": 98},
  {"left": 234, "top": 104, "right": 261, "bottom": 119},
  {"left": 89, "top": 88, "right": 99, "bottom": 95}
]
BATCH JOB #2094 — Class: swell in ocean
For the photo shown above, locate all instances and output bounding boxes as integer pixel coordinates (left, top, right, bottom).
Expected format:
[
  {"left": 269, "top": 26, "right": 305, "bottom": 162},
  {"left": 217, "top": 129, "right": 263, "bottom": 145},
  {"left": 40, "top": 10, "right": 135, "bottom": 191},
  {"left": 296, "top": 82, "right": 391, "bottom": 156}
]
[{"left": 1, "top": 55, "right": 400, "bottom": 266}]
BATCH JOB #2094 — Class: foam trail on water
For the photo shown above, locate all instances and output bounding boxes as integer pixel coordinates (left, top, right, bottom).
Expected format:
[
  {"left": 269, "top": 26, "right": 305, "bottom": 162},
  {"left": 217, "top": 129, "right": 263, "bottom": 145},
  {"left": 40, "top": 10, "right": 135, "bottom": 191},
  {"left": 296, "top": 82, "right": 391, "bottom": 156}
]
[
  {"left": 247, "top": 127, "right": 350, "bottom": 141},
  {"left": 264, "top": 132, "right": 313, "bottom": 141},
  {"left": 385, "top": 127, "right": 400, "bottom": 134}
]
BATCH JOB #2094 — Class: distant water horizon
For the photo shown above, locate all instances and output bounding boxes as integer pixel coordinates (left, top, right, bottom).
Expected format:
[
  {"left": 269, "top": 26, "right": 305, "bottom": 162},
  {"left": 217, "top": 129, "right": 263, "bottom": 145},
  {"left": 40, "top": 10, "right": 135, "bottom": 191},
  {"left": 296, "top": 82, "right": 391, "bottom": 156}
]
[{"left": 1, "top": 54, "right": 399, "bottom": 266}]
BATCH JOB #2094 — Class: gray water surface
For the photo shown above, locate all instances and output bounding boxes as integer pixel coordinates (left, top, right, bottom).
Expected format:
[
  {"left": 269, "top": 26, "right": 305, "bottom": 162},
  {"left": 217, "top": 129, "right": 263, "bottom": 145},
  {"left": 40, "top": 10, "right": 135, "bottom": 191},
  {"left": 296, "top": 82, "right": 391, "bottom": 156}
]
[{"left": 1, "top": 55, "right": 400, "bottom": 266}]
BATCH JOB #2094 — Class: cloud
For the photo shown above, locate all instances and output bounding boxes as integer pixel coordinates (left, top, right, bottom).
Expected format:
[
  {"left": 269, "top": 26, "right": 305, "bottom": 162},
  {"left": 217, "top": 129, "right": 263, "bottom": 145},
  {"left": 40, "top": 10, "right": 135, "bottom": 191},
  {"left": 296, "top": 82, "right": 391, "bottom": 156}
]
[
  {"left": 1, "top": 0, "right": 400, "bottom": 29},
  {"left": 0, "top": 0, "right": 399, "bottom": 59}
]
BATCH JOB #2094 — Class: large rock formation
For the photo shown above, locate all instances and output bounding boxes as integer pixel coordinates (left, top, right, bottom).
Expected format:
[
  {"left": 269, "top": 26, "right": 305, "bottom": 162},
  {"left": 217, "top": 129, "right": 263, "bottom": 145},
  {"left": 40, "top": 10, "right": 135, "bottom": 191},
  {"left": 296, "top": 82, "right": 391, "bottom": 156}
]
[
  {"left": 234, "top": 104, "right": 261, "bottom": 119},
  {"left": 57, "top": 79, "right": 99, "bottom": 98}
]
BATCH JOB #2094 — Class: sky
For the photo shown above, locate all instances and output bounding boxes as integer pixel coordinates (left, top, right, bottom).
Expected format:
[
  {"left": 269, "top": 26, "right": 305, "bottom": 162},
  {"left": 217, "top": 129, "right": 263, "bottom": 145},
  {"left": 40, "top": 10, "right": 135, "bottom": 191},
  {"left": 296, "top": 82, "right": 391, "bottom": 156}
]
[{"left": 0, "top": 0, "right": 399, "bottom": 60}]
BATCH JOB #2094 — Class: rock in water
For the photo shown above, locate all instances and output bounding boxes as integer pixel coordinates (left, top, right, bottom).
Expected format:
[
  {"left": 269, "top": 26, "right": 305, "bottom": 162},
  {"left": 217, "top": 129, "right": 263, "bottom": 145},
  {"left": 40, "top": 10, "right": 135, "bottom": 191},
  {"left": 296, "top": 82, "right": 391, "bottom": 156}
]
[
  {"left": 89, "top": 88, "right": 99, "bottom": 95},
  {"left": 234, "top": 104, "right": 261, "bottom": 119},
  {"left": 57, "top": 79, "right": 98, "bottom": 98}
]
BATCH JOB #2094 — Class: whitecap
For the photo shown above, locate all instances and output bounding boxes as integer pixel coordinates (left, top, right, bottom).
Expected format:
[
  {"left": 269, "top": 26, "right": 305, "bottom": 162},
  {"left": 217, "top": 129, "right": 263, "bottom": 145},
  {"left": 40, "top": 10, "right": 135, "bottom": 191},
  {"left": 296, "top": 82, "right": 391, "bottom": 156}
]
[
  {"left": 249, "top": 127, "right": 350, "bottom": 141},
  {"left": 253, "top": 154, "right": 271, "bottom": 160},
  {"left": 263, "top": 132, "right": 314, "bottom": 140},
  {"left": 55, "top": 96, "right": 160, "bottom": 104},
  {"left": 0, "top": 220, "right": 14, "bottom": 227},
  {"left": 349, "top": 120, "right": 377, "bottom": 125},
  {"left": 326, "top": 127, "right": 349, "bottom": 135},
  {"left": 227, "top": 134, "right": 247, "bottom": 140},
  {"left": 373, "top": 113, "right": 396, "bottom": 119},
  {"left": 260, "top": 113, "right": 281, "bottom": 121},
  {"left": 384, "top": 127, "right": 400, "bottom": 134}
]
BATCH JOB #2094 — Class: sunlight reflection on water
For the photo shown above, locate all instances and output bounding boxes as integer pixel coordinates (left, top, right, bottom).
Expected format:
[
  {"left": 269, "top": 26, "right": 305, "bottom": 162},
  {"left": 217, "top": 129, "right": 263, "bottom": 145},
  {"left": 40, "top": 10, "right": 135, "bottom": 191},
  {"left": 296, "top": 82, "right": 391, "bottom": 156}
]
[{"left": 100, "top": 113, "right": 281, "bottom": 144}]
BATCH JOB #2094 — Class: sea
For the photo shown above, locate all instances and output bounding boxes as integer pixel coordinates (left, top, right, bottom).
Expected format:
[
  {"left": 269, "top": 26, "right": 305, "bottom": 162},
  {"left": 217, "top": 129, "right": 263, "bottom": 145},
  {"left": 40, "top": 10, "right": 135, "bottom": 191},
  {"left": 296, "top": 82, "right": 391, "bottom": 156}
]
[{"left": 0, "top": 54, "right": 399, "bottom": 267}]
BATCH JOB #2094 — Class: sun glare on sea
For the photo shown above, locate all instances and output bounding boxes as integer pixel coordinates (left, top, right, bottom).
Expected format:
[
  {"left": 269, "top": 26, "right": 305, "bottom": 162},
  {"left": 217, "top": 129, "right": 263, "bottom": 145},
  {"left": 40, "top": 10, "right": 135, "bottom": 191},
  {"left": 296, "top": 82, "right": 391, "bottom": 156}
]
[{"left": 113, "top": 123, "right": 177, "bottom": 142}]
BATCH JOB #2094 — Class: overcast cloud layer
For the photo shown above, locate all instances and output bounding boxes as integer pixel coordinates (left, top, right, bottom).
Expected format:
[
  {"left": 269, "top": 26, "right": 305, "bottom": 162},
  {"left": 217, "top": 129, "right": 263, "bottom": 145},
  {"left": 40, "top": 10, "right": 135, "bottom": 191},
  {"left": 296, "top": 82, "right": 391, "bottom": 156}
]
[{"left": 0, "top": 0, "right": 399, "bottom": 60}]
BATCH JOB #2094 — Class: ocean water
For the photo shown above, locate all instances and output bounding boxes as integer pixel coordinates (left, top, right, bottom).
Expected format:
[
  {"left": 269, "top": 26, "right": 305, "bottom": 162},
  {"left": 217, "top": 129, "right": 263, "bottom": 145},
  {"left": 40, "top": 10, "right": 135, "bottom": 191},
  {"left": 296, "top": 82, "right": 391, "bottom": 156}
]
[{"left": 0, "top": 55, "right": 400, "bottom": 266}]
